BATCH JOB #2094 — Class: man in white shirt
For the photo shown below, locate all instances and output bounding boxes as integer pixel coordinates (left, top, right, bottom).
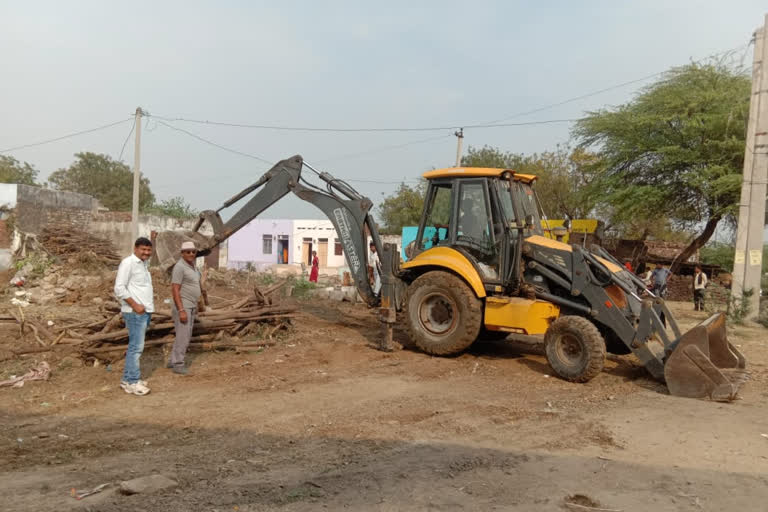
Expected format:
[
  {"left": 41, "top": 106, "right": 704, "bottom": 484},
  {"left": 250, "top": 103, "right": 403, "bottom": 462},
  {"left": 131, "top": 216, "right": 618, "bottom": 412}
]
[
  {"left": 693, "top": 265, "right": 708, "bottom": 311},
  {"left": 113, "top": 237, "right": 155, "bottom": 396},
  {"left": 369, "top": 241, "right": 382, "bottom": 295}
]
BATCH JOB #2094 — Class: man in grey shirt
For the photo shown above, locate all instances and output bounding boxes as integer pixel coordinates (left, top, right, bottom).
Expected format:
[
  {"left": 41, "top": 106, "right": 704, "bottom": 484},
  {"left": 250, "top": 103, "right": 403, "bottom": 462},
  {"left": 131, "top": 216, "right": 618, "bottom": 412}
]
[{"left": 168, "top": 241, "right": 204, "bottom": 374}]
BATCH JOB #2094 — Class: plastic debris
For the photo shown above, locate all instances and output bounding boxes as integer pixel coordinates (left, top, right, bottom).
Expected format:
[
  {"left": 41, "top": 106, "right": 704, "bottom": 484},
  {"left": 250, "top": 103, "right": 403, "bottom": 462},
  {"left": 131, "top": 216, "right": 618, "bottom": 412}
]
[
  {"left": 0, "top": 362, "right": 51, "bottom": 388},
  {"left": 71, "top": 482, "right": 111, "bottom": 500}
]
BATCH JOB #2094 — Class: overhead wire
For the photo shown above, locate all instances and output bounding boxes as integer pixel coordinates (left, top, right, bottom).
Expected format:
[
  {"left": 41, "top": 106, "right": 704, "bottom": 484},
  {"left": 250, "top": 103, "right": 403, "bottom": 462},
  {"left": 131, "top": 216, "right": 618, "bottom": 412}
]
[
  {"left": 155, "top": 119, "right": 273, "bottom": 165},
  {"left": 147, "top": 114, "right": 579, "bottom": 133},
  {"left": 118, "top": 118, "right": 136, "bottom": 162},
  {"left": 484, "top": 42, "right": 752, "bottom": 125},
  {"left": 0, "top": 118, "right": 133, "bottom": 154}
]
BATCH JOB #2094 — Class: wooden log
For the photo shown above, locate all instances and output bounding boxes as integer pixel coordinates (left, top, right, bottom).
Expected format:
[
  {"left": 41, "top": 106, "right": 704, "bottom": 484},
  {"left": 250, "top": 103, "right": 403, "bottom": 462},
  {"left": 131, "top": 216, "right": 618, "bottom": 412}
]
[
  {"left": 82, "top": 334, "right": 274, "bottom": 355},
  {"left": 201, "top": 303, "right": 297, "bottom": 318},
  {"left": 84, "top": 318, "right": 238, "bottom": 344},
  {"left": 203, "top": 311, "right": 299, "bottom": 322},
  {"left": 27, "top": 323, "right": 47, "bottom": 347},
  {"left": 100, "top": 313, "right": 122, "bottom": 334},
  {"left": 54, "top": 317, "right": 107, "bottom": 332},
  {"left": 263, "top": 280, "right": 287, "bottom": 296},
  {"left": 33, "top": 321, "right": 56, "bottom": 343},
  {"left": 9, "top": 310, "right": 23, "bottom": 337}
]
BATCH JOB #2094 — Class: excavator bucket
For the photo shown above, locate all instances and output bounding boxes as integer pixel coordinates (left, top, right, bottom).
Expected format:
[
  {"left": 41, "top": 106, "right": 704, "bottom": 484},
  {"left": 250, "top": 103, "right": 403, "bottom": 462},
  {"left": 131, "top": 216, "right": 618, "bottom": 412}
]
[
  {"left": 152, "top": 230, "right": 212, "bottom": 272},
  {"left": 664, "top": 312, "right": 748, "bottom": 401}
]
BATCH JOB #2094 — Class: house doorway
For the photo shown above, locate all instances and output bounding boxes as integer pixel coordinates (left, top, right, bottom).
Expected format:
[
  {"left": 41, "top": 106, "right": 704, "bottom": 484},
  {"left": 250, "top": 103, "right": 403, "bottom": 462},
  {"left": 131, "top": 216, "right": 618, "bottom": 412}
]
[
  {"left": 301, "top": 238, "right": 313, "bottom": 266},
  {"left": 317, "top": 238, "right": 328, "bottom": 267},
  {"left": 277, "top": 236, "right": 289, "bottom": 264}
]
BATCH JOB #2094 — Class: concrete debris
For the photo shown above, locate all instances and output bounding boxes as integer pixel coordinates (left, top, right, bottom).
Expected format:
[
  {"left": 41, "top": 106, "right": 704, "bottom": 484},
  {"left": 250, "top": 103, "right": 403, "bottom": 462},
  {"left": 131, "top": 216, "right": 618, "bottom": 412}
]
[
  {"left": 311, "top": 286, "right": 362, "bottom": 303},
  {"left": 119, "top": 474, "right": 178, "bottom": 495}
]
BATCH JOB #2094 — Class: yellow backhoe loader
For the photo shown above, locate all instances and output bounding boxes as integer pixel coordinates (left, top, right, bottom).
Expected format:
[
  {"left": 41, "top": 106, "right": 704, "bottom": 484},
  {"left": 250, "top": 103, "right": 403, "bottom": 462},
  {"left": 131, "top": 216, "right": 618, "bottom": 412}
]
[{"left": 154, "top": 155, "right": 748, "bottom": 401}]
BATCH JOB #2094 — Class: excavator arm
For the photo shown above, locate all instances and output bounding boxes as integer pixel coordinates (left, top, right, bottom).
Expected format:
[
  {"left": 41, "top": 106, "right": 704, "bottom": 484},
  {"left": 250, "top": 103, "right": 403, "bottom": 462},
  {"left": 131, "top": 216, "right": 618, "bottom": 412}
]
[{"left": 153, "top": 155, "right": 389, "bottom": 307}]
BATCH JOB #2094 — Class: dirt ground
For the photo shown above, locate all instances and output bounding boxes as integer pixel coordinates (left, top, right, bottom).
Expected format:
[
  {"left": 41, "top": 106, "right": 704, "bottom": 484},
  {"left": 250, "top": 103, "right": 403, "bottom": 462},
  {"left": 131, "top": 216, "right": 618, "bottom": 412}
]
[{"left": 1, "top": 295, "right": 767, "bottom": 512}]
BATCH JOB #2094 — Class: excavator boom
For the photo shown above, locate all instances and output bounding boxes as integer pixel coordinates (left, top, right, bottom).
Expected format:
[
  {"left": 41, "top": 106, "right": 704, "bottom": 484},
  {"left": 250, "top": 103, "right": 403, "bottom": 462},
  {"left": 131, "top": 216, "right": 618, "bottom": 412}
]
[{"left": 153, "top": 155, "right": 388, "bottom": 307}]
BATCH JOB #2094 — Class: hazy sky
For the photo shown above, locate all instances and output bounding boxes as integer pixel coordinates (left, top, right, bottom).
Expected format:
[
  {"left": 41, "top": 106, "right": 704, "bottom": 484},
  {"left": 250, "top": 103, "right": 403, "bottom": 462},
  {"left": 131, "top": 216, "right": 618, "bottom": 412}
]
[{"left": 1, "top": 1, "right": 765, "bottom": 222}]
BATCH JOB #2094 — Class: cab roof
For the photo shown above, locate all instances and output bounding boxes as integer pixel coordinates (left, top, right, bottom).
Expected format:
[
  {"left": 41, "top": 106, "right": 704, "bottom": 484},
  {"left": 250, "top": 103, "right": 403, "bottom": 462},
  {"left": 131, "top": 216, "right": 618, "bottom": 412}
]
[{"left": 422, "top": 167, "right": 538, "bottom": 184}]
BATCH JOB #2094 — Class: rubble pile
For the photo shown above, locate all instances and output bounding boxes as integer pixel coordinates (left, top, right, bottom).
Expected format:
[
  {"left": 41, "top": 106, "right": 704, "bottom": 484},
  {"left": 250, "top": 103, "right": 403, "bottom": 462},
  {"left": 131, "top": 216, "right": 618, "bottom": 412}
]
[{"left": 39, "top": 225, "right": 121, "bottom": 267}]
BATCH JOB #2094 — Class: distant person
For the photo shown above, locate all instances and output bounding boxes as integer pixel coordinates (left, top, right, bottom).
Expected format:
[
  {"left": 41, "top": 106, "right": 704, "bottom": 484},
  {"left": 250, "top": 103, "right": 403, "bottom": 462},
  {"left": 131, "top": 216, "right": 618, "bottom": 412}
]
[
  {"left": 693, "top": 265, "right": 708, "bottom": 311},
  {"left": 114, "top": 237, "right": 154, "bottom": 396},
  {"left": 624, "top": 260, "right": 633, "bottom": 272},
  {"left": 641, "top": 267, "right": 653, "bottom": 288},
  {"left": 651, "top": 264, "right": 671, "bottom": 298},
  {"left": 168, "top": 241, "right": 204, "bottom": 375},
  {"left": 309, "top": 250, "right": 319, "bottom": 283},
  {"left": 369, "top": 241, "right": 382, "bottom": 294}
]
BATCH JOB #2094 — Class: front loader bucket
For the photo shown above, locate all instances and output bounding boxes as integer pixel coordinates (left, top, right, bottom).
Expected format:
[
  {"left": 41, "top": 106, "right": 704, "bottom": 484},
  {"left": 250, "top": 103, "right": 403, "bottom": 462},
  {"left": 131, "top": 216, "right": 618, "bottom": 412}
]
[{"left": 664, "top": 313, "right": 748, "bottom": 401}]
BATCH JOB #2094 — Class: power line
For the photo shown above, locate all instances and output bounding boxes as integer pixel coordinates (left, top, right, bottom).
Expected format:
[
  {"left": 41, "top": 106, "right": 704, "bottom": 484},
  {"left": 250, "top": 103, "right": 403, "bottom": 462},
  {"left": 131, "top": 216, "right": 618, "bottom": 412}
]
[
  {"left": 485, "top": 42, "right": 752, "bottom": 125},
  {"left": 118, "top": 118, "right": 136, "bottom": 162},
  {"left": 147, "top": 113, "right": 579, "bottom": 133},
  {"left": 0, "top": 118, "right": 133, "bottom": 154},
  {"left": 155, "top": 119, "right": 273, "bottom": 164}
]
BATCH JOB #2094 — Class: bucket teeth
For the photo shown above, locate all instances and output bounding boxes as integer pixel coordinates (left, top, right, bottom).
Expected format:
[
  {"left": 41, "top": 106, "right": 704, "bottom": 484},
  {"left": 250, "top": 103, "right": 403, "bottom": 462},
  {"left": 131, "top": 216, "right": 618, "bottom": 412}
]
[{"left": 663, "top": 313, "right": 748, "bottom": 401}]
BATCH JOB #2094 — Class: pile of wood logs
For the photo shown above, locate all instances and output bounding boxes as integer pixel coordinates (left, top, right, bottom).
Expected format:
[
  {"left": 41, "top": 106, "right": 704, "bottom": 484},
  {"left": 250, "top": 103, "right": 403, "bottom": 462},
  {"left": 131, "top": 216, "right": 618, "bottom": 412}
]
[
  {"left": 39, "top": 225, "right": 121, "bottom": 266},
  {"left": 2, "top": 281, "right": 296, "bottom": 362}
]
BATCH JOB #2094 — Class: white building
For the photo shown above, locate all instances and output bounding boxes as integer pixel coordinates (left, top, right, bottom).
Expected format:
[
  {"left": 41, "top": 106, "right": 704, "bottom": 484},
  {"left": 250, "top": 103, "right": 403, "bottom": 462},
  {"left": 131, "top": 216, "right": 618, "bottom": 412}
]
[
  {"left": 292, "top": 219, "right": 346, "bottom": 268},
  {"left": 226, "top": 218, "right": 402, "bottom": 271}
]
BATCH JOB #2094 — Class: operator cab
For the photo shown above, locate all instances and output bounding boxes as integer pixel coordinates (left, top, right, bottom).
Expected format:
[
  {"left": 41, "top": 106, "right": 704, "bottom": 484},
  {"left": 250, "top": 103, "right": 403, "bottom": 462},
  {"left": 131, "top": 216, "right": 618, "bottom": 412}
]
[{"left": 414, "top": 167, "right": 542, "bottom": 292}]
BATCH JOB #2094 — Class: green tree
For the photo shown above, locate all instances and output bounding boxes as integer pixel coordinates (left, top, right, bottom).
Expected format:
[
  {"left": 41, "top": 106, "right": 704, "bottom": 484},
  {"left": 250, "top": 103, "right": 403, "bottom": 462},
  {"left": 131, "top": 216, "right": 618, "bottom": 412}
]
[
  {"left": 377, "top": 182, "right": 426, "bottom": 234},
  {"left": 48, "top": 152, "right": 155, "bottom": 211},
  {"left": 573, "top": 62, "right": 750, "bottom": 272},
  {"left": 144, "top": 196, "right": 199, "bottom": 219},
  {"left": 0, "top": 155, "right": 39, "bottom": 185},
  {"left": 699, "top": 242, "right": 736, "bottom": 272},
  {"left": 462, "top": 145, "right": 596, "bottom": 219}
]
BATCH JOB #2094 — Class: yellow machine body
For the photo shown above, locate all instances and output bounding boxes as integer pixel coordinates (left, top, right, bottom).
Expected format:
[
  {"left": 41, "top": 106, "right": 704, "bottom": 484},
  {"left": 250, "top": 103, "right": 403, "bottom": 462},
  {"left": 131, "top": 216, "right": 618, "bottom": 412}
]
[
  {"left": 484, "top": 296, "right": 560, "bottom": 335},
  {"left": 402, "top": 246, "right": 561, "bottom": 335},
  {"left": 401, "top": 247, "right": 487, "bottom": 298}
]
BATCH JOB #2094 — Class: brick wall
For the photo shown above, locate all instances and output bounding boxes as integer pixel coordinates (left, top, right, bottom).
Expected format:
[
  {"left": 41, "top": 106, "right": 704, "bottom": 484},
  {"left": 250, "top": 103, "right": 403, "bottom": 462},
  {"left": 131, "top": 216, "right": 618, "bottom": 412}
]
[{"left": 13, "top": 185, "right": 98, "bottom": 234}]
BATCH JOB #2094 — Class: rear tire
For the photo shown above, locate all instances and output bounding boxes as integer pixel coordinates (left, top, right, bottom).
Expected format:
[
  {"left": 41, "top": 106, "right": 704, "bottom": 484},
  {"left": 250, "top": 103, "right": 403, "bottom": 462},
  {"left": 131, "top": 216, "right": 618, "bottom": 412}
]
[
  {"left": 405, "top": 271, "right": 483, "bottom": 356},
  {"left": 544, "top": 316, "right": 606, "bottom": 382}
]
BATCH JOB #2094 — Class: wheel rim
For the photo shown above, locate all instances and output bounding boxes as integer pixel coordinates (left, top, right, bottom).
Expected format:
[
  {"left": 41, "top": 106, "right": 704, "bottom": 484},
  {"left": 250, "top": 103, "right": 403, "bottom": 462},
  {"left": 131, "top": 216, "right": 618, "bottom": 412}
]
[
  {"left": 418, "top": 292, "right": 458, "bottom": 336},
  {"left": 554, "top": 333, "right": 585, "bottom": 367}
]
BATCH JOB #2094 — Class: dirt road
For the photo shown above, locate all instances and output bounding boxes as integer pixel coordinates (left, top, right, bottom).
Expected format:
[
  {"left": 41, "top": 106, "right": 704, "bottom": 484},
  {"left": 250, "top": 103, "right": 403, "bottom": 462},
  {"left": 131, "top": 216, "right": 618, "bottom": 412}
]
[{"left": 1, "top": 300, "right": 766, "bottom": 511}]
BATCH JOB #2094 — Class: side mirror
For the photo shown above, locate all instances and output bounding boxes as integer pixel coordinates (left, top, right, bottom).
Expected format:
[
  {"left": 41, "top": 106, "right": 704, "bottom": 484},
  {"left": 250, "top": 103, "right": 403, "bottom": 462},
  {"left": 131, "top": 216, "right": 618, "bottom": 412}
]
[
  {"left": 563, "top": 216, "right": 572, "bottom": 232},
  {"left": 524, "top": 214, "right": 535, "bottom": 228}
]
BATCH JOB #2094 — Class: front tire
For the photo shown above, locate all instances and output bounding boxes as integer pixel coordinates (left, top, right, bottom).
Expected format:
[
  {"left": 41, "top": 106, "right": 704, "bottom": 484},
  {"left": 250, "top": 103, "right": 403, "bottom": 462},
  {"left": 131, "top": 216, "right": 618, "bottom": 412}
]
[
  {"left": 544, "top": 316, "right": 606, "bottom": 382},
  {"left": 405, "top": 271, "right": 483, "bottom": 356}
]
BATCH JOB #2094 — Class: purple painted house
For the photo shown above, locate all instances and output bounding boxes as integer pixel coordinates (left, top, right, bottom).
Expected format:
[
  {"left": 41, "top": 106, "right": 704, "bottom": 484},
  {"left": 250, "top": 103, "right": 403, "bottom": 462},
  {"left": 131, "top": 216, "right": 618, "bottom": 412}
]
[{"left": 227, "top": 219, "right": 292, "bottom": 270}]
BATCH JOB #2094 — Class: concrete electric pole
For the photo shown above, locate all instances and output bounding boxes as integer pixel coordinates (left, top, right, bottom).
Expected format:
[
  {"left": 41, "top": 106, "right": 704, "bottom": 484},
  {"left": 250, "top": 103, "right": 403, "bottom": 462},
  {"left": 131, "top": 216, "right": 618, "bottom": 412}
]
[
  {"left": 454, "top": 128, "right": 464, "bottom": 167},
  {"left": 732, "top": 15, "right": 768, "bottom": 321},
  {"left": 131, "top": 107, "right": 143, "bottom": 246}
]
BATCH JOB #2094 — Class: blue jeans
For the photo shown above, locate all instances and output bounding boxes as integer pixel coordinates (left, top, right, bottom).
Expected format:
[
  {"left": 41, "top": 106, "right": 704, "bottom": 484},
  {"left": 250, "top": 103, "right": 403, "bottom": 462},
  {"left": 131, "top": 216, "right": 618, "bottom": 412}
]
[{"left": 122, "top": 312, "right": 151, "bottom": 384}]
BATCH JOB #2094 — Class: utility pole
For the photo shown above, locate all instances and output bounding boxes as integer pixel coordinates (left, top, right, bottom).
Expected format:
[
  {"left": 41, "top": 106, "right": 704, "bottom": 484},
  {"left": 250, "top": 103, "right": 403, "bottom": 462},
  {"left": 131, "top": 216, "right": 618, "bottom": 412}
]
[
  {"left": 454, "top": 128, "right": 464, "bottom": 167},
  {"left": 131, "top": 107, "right": 143, "bottom": 246},
  {"left": 732, "top": 15, "right": 768, "bottom": 321}
]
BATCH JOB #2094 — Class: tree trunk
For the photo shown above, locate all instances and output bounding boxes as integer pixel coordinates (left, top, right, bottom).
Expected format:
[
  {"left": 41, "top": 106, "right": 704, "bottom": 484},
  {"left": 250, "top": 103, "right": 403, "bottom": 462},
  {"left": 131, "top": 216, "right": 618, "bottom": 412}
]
[{"left": 670, "top": 215, "right": 721, "bottom": 274}]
